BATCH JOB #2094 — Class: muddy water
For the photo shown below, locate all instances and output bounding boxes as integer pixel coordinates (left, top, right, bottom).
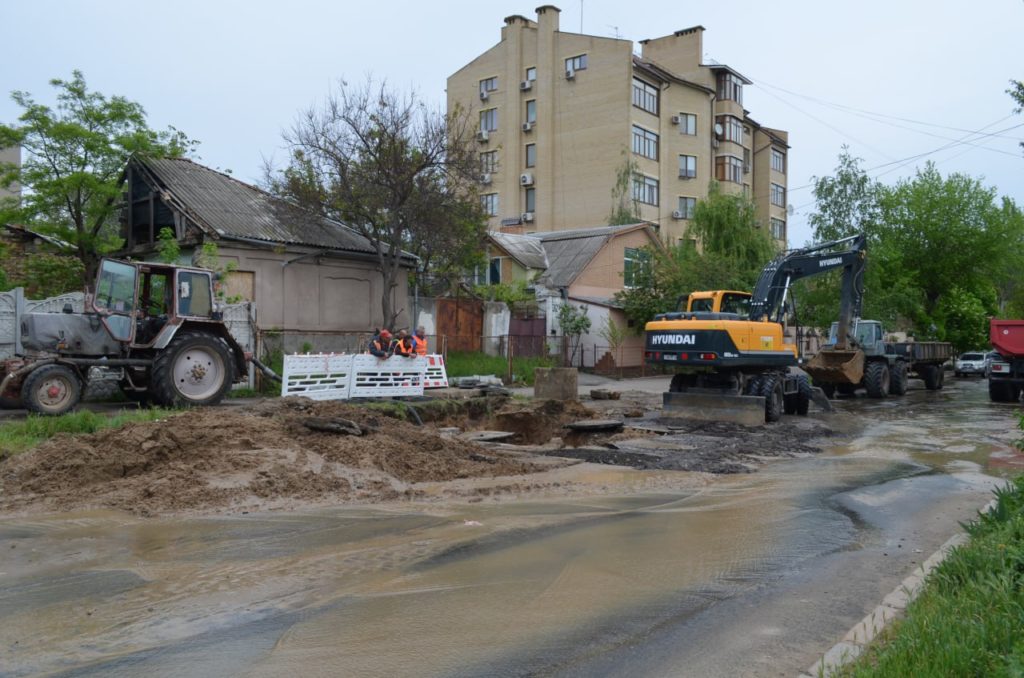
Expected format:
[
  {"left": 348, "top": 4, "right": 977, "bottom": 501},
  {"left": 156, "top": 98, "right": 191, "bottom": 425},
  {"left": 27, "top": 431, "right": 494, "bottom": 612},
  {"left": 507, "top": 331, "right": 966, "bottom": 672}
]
[{"left": 1, "top": 378, "right": 1019, "bottom": 677}]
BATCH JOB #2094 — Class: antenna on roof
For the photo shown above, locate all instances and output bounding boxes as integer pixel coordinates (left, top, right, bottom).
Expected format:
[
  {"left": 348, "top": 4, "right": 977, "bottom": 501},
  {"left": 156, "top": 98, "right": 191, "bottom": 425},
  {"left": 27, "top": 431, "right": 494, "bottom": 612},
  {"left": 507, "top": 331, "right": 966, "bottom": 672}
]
[
  {"left": 607, "top": 24, "right": 621, "bottom": 39},
  {"left": 580, "top": 0, "right": 583, "bottom": 32}
]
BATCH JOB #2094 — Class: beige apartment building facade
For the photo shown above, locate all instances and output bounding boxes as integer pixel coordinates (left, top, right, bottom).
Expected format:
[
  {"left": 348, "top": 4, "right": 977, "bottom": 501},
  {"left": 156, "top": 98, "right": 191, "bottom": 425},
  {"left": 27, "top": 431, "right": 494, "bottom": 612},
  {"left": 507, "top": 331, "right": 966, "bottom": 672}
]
[{"left": 447, "top": 6, "right": 789, "bottom": 247}]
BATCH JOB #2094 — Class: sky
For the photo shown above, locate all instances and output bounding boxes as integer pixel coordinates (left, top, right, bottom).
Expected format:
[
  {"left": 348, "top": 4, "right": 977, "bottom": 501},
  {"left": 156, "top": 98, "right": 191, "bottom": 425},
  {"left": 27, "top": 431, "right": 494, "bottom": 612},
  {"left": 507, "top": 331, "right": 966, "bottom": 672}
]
[{"left": 2, "top": 0, "right": 1022, "bottom": 247}]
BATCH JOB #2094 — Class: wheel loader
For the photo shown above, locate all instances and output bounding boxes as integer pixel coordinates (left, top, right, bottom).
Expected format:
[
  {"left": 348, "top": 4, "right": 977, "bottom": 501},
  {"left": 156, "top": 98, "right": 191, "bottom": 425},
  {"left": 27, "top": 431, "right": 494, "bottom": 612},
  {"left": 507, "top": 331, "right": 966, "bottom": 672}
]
[
  {"left": 0, "top": 258, "right": 268, "bottom": 415},
  {"left": 644, "top": 234, "right": 866, "bottom": 424}
]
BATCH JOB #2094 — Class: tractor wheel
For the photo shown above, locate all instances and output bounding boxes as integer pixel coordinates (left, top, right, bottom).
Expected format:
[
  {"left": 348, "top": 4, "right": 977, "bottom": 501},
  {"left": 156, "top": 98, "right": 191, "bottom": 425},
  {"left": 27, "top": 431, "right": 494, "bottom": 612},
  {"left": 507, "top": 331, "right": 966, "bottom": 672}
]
[
  {"left": 21, "top": 364, "right": 82, "bottom": 416},
  {"left": 989, "top": 380, "right": 1015, "bottom": 403},
  {"left": 151, "top": 331, "right": 234, "bottom": 408},
  {"left": 759, "top": 375, "right": 784, "bottom": 423},
  {"left": 936, "top": 367, "right": 945, "bottom": 390},
  {"left": 796, "top": 375, "right": 812, "bottom": 415},
  {"left": 922, "top": 364, "right": 941, "bottom": 390},
  {"left": 865, "top": 361, "right": 890, "bottom": 399},
  {"left": 889, "top": 361, "right": 909, "bottom": 396}
]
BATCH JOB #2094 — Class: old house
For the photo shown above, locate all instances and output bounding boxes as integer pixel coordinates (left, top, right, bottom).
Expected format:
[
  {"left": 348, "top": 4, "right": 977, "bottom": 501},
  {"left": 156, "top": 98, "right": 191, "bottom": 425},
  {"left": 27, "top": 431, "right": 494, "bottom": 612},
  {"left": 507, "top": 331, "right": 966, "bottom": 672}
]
[{"left": 119, "top": 157, "right": 415, "bottom": 352}]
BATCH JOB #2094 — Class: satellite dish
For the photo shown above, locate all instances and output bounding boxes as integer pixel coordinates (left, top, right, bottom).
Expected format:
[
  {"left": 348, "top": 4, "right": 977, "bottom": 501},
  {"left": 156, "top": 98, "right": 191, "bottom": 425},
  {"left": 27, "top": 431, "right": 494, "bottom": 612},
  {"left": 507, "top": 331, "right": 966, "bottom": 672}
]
[
  {"left": 713, "top": 123, "right": 724, "bottom": 137},
  {"left": 787, "top": 204, "right": 795, "bottom": 216}
]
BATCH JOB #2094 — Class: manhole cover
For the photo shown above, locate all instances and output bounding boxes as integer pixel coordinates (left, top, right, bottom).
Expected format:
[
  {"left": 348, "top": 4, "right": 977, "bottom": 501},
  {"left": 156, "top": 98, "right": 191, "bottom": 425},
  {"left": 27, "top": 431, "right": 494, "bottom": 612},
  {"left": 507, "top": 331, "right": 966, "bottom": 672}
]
[{"left": 565, "top": 419, "right": 624, "bottom": 432}]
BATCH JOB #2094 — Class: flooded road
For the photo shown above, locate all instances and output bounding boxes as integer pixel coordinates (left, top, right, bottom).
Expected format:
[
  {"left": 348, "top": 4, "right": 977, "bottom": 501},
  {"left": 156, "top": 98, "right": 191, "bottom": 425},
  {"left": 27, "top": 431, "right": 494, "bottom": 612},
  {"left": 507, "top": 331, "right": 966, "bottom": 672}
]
[{"left": 2, "top": 378, "right": 1021, "bottom": 677}]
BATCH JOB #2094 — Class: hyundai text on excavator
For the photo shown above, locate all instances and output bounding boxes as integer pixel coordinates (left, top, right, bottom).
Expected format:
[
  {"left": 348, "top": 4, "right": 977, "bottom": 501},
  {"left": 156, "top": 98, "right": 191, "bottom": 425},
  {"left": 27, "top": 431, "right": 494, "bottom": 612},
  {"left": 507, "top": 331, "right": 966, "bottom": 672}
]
[{"left": 643, "top": 234, "right": 867, "bottom": 424}]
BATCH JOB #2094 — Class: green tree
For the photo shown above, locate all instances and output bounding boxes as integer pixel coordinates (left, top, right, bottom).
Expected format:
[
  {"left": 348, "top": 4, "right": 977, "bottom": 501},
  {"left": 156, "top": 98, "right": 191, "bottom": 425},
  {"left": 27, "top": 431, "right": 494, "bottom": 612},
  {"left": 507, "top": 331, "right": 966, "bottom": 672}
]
[
  {"left": 1010, "top": 79, "right": 1024, "bottom": 154},
  {"left": 608, "top": 153, "right": 641, "bottom": 225},
  {"left": 0, "top": 71, "right": 194, "bottom": 287},
  {"left": 267, "top": 79, "right": 485, "bottom": 329},
  {"left": 557, "top": 302, "right": 592, "bottom": 365}
]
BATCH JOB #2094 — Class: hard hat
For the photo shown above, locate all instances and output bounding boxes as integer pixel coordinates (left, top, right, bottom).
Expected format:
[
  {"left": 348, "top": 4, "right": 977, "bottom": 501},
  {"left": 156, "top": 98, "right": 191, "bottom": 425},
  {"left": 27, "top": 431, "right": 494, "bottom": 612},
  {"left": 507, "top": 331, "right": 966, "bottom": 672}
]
[{"left": 379, "top": 329, "right": 392, "bottom": 338}]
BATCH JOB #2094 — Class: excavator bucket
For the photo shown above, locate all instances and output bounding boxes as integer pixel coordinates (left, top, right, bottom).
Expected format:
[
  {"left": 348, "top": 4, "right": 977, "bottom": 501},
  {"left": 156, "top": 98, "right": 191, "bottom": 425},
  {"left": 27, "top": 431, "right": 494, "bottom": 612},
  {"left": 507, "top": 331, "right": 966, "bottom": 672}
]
[
  {"left": 804, "top": 348, "right": 865, "bottom": 386},
  {"left": 662, "top": 391, "right": 767, "bottom": 427}
]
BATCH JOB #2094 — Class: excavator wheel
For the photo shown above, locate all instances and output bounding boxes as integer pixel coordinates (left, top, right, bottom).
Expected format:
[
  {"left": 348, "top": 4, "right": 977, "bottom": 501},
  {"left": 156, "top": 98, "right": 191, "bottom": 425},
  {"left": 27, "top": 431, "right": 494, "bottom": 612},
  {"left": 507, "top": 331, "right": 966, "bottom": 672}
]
[
  {"left": 758, "top": 375, "right": 784, "bottom": 423},
  {"left": 889, "top": 361, "right": 909, "bottom": 396},
  {"left": 865, "top": 361, "right": 890, "bottom": 399},
  {"left": 151, "top": 330, "right": 234, "bottom": 407},
  {"left": 796, "top": 375, "right": 812, "bottom": 415},
  {"left": 21, "top": 364, "right": 82, "bottom": 416}
]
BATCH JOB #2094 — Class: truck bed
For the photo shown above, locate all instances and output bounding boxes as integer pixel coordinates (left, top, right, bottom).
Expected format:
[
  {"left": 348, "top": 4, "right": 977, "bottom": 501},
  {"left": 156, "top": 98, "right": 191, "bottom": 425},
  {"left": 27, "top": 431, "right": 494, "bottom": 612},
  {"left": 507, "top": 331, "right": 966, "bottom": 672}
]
[
  {"left": 991, "top": 319, "right": 1024, "bottom": 358},
  {"left": 893, "top": 341, "right": 953, "bottom": 363}
]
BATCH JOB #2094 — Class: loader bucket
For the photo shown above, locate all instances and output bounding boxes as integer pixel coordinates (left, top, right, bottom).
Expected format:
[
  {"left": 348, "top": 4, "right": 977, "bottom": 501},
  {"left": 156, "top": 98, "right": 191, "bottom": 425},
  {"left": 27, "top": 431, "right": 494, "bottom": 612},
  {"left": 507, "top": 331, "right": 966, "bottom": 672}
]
[
  {"left": 663, "top": 391, "right": 767, "bottom": 427},
  {"left": 804, "top": 348, "right": 865, "bottom": 386}
]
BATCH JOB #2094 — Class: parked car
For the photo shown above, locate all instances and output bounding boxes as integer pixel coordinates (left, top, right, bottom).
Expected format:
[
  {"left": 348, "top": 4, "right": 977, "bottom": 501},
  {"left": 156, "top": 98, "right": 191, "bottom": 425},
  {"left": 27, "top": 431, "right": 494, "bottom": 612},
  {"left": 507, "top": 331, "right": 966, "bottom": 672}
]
[
  {"left": 954, "top": 352, "right": 987, "bottom": 377},
  {"left": 984, "top": 350, "right": 1001, "bottom": 378}
]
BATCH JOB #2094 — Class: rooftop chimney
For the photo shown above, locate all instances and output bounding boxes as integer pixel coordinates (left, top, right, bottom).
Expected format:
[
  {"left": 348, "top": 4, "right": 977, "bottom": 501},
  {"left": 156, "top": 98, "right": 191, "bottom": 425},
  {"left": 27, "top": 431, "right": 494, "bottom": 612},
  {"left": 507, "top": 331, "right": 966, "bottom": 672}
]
[{"left": 536, "top": 4, "right": 560, "bottom": 32}]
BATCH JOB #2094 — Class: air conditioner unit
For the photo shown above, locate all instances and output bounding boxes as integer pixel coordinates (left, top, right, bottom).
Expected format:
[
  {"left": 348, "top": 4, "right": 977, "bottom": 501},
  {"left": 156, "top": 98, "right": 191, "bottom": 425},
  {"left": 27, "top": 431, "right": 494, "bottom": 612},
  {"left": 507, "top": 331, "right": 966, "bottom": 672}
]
[
  {"left": 522, "top": 121, "right": 534, "bottom": 133},
  {"left": 477, "top": 130, "right": 489, "bottom": 143},
  {"left": 565, "top": 68, "right": 575, "bottom": 80},
  {"left": 480, "top": 173, "right": 492, "bottom": 185},
  {"left": 670, "top": 115, "right": 681, "bottom": 125},
  {"left": 519, "top": 172, "right": 534, "bottom": 186},
  {"left": 672, "top": 210, "right": 685, "bottom": 220},
  {"left": 479, "top": 90, "right": 489, "bottom": 101},
  {"left": 521, "top": 211, "right": 535, "bottom": 223},
  {"left": 520, "top": 80, "right": 532, "bottom": 91},
  {"left": 711, "top": 138, "right": 720, "bottom": 149},
  {"left": 743, "top": 163, "right": 751, "bottom": 174}
]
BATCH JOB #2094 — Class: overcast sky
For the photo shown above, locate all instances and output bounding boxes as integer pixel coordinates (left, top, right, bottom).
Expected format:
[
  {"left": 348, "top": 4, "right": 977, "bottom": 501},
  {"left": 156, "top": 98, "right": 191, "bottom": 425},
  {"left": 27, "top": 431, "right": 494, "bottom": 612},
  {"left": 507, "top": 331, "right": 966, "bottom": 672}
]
[{"left": 3, "top": 0, "right": 1022, "bottom": 246}]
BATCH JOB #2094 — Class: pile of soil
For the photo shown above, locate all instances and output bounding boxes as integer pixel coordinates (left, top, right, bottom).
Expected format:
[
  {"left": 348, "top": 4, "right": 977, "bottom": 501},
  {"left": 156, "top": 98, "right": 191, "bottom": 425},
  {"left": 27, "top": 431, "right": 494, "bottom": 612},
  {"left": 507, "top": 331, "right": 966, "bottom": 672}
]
[{"left": 0, "top": 398, "right": 547, "bottom": 516}]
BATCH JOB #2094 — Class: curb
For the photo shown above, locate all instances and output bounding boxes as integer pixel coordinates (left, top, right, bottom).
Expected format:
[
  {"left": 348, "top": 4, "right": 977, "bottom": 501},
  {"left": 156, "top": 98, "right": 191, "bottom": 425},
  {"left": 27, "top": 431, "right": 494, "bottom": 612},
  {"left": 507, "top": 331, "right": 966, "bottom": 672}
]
[{"left": 800, "top": 497, "right": 998, "bottom": 678}]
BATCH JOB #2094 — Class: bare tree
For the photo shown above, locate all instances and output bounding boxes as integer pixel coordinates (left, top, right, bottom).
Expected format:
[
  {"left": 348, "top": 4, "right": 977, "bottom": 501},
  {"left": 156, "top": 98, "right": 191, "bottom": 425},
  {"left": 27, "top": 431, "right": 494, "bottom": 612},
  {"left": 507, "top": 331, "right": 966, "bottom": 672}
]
[{"left": 267, "top": 78, "right": 485, "bottom": 329}]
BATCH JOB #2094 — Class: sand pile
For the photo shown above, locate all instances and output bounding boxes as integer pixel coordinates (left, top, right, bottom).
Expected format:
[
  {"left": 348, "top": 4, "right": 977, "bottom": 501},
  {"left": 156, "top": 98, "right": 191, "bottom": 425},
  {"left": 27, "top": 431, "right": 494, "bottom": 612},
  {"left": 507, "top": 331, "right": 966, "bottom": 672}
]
[{"left": 0, "top": 398, "right": 545, "bottom": 515}]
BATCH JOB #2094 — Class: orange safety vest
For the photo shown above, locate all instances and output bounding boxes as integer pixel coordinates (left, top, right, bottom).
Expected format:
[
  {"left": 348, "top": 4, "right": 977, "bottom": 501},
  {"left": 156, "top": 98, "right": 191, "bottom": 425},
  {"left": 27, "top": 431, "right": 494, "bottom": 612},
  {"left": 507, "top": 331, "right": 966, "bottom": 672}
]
[{"left": 413, "top": 335, "right": 428, "bottom": 355}]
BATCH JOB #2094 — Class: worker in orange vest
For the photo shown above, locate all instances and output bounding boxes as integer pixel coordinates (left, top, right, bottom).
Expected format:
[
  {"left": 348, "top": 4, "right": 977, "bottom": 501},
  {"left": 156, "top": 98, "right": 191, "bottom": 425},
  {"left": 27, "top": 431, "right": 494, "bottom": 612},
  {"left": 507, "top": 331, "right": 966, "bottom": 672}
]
[
  {"left": 368, "top": 329, "right": 393, "bottom": 358},
  {"left": 392, "top": 329, "right": 416, "bottom": 358},
  {"left": 412, "top": 326, "right": 428, "bottom": 356}
]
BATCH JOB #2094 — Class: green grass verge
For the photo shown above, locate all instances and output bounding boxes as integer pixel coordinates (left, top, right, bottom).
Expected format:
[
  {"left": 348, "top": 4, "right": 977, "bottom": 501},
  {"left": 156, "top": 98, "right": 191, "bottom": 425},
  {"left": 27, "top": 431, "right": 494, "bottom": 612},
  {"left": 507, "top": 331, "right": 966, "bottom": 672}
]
[
  {"left": 838, "top": 474, "right": 1024, "bottom": 676},
  {"left": 0, "top": 408, "right": 178, "bottom": 458},
  {"left": 444, "top": 351, "right": 555, "bottom": 386}
]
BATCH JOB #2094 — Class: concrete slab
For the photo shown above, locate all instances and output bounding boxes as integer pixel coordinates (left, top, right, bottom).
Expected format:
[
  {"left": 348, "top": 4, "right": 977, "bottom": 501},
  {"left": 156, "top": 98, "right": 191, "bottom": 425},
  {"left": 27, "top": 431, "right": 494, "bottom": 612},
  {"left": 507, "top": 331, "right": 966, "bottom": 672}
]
[
  {"left": 662, "top": 391, "right": 765, "bottom": 427},
  {"left": 534, "top": 368, "right": 579, "bottom": 400}
]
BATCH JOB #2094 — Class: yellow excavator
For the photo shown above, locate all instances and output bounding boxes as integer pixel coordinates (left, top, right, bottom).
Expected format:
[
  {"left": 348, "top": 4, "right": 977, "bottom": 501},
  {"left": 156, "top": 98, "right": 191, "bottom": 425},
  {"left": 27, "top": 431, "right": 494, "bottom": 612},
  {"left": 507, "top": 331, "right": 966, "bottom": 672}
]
[{"left": 644, "top": 234, "right": 867, "bottom": 424}]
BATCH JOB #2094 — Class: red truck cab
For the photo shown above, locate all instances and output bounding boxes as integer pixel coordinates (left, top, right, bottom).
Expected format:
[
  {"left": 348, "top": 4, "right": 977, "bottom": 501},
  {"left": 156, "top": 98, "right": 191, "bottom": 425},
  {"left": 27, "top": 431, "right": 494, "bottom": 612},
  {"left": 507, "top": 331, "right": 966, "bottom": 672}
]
[{"left": 988, "top": 319, "right": 1024, "bottom": 403}]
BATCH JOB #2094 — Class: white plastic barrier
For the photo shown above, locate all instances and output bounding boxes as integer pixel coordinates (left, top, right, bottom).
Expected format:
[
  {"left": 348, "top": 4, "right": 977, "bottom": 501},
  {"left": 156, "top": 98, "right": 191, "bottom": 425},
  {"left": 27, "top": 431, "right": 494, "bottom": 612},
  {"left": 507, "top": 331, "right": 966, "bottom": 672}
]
[
  {"left": 281, "top": 353, "right": 431, "bottom": 400},
  {"left": 423, "top": 354, "right": 449, "bottom": 389}
]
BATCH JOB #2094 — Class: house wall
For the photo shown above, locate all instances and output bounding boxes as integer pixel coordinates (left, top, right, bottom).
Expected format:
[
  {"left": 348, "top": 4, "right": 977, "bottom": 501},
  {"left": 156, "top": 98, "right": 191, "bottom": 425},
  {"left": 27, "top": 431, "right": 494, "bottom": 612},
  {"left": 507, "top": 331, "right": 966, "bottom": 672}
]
[{"left": 569, "top": 228, "right": 656, "bottom": 297}]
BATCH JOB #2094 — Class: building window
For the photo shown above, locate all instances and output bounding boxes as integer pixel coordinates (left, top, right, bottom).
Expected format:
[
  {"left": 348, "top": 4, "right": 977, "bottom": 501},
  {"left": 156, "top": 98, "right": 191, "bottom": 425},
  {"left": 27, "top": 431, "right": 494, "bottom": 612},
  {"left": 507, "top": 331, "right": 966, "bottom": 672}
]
[
  {"left": 480, "top": 77, "right": 498, "bottom": 93},
  {"left": 525, "top": 187, "right": 536, "bottom": 212},
  {"left": 480, "top": 108, "right": 498, "bottom": 132},
  {"left": 770, "top": 218, "right": 786, "bottom": 240},
  {"left": 677, "top": 196, "right": 697, "bottom": 219},
  {"left": 525, "top": 143, "right": 536, "bottom": 168},
  {"left": 771, "top": 183, "right": 786, "bottom": 207},
  {"left": 632, "top": 77, "right": 659, "bottom": 115},
  {"left": 565, "top": 54, "right": 588, "bottom": 72},
  {"left": 631, "top": 125, "right": 659, "bottom": 160},
  {"left": 715, "top": 155, "right": 744, "bottom": 184},
  {"left": 716, "top": 115, "right": 744, "bottom": 144},
  {"left": 632, "top": 175, "right": 659, "bottom": 206},
  {"left": 678, "top": 112, "right": 697, "bottom": 135},
  {"left": 489, "top": 257, "right": 502, "bottom": 284},
  {"left": 480, "top": 151, "right": 497, "bottom": 174},
  {"left": 678, "top": 154, "right": 697, "bottom": 179},
  {"left": 771, "top": 148, "right": 786, "bottom": 173},
  {"left": 525, "top": 67, "right": 537, "bottom": 82},
  {"left": 717, "top": 72, "right": 743, "bottom": 104},
  {"left": 525, "top": 99, "right": 537, "bottom": 123},
  {"left": 481, "top": 193, "right": 499, "bottom": 216},
  {"left": 623, "top": 247, "right": 652, "bottom": 288}
]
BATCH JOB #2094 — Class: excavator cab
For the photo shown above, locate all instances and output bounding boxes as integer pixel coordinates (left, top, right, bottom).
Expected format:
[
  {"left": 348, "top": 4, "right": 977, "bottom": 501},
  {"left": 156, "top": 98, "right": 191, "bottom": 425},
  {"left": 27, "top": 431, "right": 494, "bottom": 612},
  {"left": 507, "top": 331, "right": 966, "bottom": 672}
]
[{"left": 685, "top": 290, "right": 752, "bottom": 317}]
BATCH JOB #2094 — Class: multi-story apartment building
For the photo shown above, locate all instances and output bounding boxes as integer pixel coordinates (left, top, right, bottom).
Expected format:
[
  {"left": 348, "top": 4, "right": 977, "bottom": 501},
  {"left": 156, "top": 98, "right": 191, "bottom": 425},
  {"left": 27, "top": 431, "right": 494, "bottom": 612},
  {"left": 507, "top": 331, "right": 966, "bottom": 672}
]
[{"left": 447, "top": 6, "right": 789, "bottom": 246}]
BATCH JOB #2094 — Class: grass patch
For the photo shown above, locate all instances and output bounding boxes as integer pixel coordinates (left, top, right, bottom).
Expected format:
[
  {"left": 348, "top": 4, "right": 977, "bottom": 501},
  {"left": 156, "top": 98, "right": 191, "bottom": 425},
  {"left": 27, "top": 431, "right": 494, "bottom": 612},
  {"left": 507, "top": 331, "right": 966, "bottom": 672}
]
[
  {"left": 836, "top": 474, "right": 1024, "bottom": 677},
  {"left": 444, "top": 351, "right": 555, "bottom": 386},
  {"left": 0, "top": 408, "right": 178, "bottom": 458}
]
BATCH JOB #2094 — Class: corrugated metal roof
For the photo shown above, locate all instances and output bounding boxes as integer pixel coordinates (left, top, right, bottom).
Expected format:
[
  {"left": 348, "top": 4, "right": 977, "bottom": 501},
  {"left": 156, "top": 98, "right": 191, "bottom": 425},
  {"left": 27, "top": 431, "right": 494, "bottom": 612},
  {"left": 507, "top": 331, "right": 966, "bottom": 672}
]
[
  {"left": 137, "top": 157, "right": 380, "bottom": 254},
  {"left": 489, "top": 231, "right": 548, "bottom": 270}
]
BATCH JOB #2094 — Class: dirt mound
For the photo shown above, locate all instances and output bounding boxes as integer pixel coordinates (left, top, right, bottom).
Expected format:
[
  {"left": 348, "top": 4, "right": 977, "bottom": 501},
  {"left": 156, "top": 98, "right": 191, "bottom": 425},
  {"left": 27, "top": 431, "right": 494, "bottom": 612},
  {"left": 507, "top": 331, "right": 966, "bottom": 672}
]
[{"left": 0, "top": 398, "right": 545, "bottom": 516}]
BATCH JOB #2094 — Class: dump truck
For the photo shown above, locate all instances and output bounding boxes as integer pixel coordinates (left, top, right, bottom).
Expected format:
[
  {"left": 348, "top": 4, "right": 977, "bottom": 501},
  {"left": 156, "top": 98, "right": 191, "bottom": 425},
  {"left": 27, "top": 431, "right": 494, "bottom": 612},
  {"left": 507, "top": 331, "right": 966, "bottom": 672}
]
[
  {"left": 644, "top": 234, "right": 866, "bottom": 424},
  {"left": 809, "top": 320, "right": 952, "bottom": 398},
  {"left": 987, "top": 318, "right": 1024, "bottom": 403},
  {"left": 0, "top": 258, "right": 272, "bottom": 415}
]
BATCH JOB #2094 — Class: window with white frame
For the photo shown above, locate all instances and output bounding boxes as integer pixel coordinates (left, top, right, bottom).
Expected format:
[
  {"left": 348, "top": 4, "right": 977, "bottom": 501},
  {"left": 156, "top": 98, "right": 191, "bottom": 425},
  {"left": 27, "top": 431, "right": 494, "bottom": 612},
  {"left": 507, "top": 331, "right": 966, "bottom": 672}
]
[
  {"left": 480, "top": 151, "right": 497, "bottom": 174},
  {"left": 525, "top": 99, "right": 537, "bottom": 123},
  {"left": 771, "top": 148, "right": 786, "bottom": 173},
  {"left": 525, "top": 67, "right": 537, "bottom": 82},
  {"left": 678, "top": 154, "right": 697, "bottom": 179},
  {"left": 632, "top": 175, "right": 659, "bottom": 206},
  {"left": 715, "top": 155, "right": 743, "bottom": 183},
  {"left": 632, "top": 78, "right": 659, "bottom": 115},
  {"left": 623, "top": 247, "right": 652, "bottom": 288},
  {"left": 678, "top": 112, "right": 697, "bottom": 135},
  {"left": 632, "top": 125, "right": 658, "bottom": 160},
  {"left": 481, "top": 193, "right": 499, "bottom": 216},
  {"left": 770, "top": 183, "right": 786, "bottom": 207},
  {"left": 525, "top": 143, "right": 536, "bottom": 168},
  {"left": 677, "top": 196, "right": 696, "bottom": 219},
  {"left": 565, "top": 54, "right": 588, "bottom": 72},
  {"left": 480, "top": 108, "right": 498, "bottom": 132},
  {"left": 480, "top": 77, "right": 498, "bottom": 93},
  {"left": 770, "top": 218, "right": 786, "bottom": 240}
]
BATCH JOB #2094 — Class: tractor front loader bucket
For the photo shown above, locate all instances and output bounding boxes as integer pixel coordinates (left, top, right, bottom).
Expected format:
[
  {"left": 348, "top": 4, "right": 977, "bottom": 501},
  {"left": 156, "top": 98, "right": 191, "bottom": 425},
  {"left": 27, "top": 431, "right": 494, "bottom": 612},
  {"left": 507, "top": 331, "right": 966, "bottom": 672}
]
[
  {"left": 662, "top": 391, "right": 767, "bottom": 427},
  {"left": 804, "top": 348, "right": 865, "bottom": 386}
]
